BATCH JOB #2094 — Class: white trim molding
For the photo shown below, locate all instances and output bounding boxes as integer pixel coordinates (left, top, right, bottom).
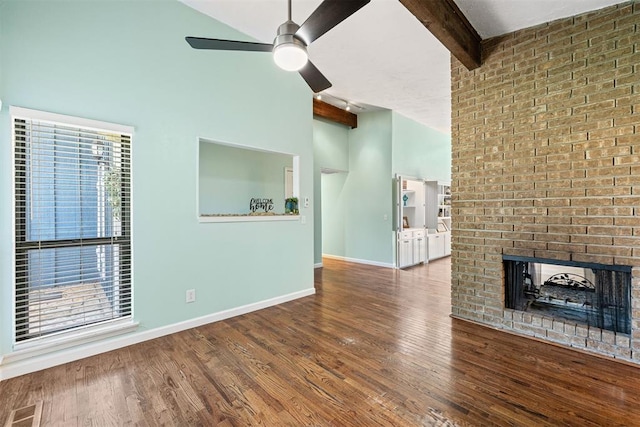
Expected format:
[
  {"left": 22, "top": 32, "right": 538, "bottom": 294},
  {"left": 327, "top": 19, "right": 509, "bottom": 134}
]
[
  {"left": 199, "top": 215, "right": 300, "bottom": 223},
  {"left": 322, "top": 254, "right": 394, "bottom": 269},
  {"left": 0, "top": 287, "right": 315, "bottom": 381},
  {"left": 10, "top": 106, "right": 134, "bottom": 135}
]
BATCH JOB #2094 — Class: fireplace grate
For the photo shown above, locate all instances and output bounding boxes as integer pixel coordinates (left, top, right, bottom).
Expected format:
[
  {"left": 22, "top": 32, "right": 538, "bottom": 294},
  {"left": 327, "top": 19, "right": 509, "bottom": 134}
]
[{"left": 504, "top": 257, "right": 631, "bottom": 334}]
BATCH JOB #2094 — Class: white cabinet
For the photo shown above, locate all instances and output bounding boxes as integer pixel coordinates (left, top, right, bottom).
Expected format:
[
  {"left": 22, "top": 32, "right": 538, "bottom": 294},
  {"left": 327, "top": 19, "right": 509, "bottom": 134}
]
[
  {"left": 397, "top": 229, "right": 426, "bottom": 268},
  {"left": 428, "top": 233, "right": 443, "bottom": 260},
  {"left": 425, "top": 181, "right": 451, "bottom": 232},
  {"left": 413, "top": 230, "right": 427, "bottom": 264},
  {"left": 428, "top": 231, "right": 451, "bottom": 261},
  {"left": 444, "top": 232, "right": 451, "bottom": 255},
  {"left": 437, "top": 183, "right": 452, "bottom": 227},
  {"left": 395, "top": 176, "right": 451, "bottom": 268},
  {"left": 424, "top": 180, "right": 451, "bottom": 261},
  {"left": 398, "top": 233, "right": 413, "bottom": 268},
  {"left": 398, "top": 178, "right": 425, "bottom": 232}
]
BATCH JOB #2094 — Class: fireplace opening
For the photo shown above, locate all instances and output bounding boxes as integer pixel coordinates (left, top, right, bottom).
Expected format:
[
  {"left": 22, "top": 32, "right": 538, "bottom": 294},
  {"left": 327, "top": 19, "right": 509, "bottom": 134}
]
[{"left": 504, "top": 256, "right": 631, "bottom": 334}]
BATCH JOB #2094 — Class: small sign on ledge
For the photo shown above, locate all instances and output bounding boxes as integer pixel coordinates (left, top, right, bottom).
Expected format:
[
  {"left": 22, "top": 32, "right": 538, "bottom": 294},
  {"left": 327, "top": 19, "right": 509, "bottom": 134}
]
[
  {"left": 249, "top": 198, "right": 274, "bottom": 213},
  {"left": 199, "top": 196, "right": 301, "bottom": 222}
]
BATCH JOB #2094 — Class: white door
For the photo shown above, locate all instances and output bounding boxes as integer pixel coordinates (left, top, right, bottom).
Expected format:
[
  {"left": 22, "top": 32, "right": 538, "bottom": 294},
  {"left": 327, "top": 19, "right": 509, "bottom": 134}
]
[
  {"left": 398, "top": 238, "right": 413, "bottom": 268},
  {"left": 428, "top": 234, "right": 444, "bottom": 260},
  {"left": 413, "top": 236, "right": 426, "bottom": 264},
  {"left": 444, "top": 232, "right": 452, "bottom": 256}
]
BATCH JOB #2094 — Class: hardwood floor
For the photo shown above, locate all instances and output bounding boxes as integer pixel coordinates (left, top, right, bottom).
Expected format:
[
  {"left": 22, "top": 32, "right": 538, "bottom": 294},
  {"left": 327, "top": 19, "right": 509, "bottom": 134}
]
[{"left": 2, "top": 257, "right": 640, "bottom": 426}]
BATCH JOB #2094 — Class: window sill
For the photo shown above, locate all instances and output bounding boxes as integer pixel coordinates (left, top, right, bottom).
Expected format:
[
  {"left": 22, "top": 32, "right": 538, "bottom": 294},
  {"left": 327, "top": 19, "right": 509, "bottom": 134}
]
[
  {"left": 7, "top": 318, "right": 138, "bottom": 363},
  {"left": 199, "top": 214, "right": 300, "bottom": 223}
]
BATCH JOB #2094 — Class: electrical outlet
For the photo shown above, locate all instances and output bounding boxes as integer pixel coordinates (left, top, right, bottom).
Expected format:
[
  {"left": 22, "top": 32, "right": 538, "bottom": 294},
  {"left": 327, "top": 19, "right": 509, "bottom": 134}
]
[
  {"left": 186, "top": 289, "right": 196, "bottom": 303},
  {"left": 383, "top": 214, "right": 388, "bottom": 221},
  {"left": 304, "top": 197, "right": 310, "bottom": 208},
  {"left": 301, "top": 215, "right": 307, "bottom": 224}
]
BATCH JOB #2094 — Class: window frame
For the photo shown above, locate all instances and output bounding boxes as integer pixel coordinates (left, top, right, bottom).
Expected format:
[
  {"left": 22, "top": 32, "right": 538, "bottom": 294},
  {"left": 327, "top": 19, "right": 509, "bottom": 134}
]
[{"left": 11, "top": 106, "right": 135, "bottom": 349}]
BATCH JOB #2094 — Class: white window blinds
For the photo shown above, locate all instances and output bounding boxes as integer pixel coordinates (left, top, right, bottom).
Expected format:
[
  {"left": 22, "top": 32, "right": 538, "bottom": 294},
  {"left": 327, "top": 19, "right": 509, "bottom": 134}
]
[{"left": 12, "top": 107, "right": 132, "bottom": 343}]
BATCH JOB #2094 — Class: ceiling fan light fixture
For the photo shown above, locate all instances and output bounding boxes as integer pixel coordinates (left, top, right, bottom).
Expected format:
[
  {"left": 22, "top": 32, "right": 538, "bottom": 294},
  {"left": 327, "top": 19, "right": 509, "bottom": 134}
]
[
  {"left": 272, "top": 20, "right": 308, "bottom": 72},
  {"left": 273, "top": 42, "right": 308, "bottom": 71},
  {"left": 186, "top": 0, "right": 372, "bottom": 92}
]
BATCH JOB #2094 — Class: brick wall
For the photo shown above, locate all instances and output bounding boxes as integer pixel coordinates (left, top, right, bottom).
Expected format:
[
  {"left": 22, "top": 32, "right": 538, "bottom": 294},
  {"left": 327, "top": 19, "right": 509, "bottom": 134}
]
[{"left": 451, "top": 2, "right": 640, "bottom": 362}]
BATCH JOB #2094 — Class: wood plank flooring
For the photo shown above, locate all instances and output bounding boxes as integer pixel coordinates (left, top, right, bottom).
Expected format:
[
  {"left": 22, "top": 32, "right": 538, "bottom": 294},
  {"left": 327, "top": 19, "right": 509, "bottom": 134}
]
[{"left": 3, "top": 257, "right": 640, "bottom": 426}]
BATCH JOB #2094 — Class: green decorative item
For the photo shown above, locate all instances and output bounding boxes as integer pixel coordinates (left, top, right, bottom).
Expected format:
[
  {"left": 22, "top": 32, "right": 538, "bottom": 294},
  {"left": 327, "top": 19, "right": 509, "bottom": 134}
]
[{"left": 285, "top": 197, "right": 299, "bottom": 214}]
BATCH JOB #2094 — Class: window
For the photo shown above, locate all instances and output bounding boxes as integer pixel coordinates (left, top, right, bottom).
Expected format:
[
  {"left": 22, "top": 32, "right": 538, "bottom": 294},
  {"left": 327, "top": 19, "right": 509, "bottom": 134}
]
[{"left": 12, "top": 107, "right": 133, "bottom": 345}]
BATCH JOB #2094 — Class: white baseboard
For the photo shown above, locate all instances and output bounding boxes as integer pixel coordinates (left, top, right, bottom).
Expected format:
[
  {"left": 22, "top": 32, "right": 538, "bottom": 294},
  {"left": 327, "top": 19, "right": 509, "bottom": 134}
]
[
  {"left": 321, "top": 254, "right": 394, "bottom": 269},
  {"left": 314, "top": 262, "right": 323, "bottom": 269},
  {"left": 0, "top": 287, "right": 315, "bottom": 381}
]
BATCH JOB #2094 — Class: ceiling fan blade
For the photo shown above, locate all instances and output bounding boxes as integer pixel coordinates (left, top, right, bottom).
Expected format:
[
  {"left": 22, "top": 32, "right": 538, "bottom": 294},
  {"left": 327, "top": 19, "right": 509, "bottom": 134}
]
[
  {"left": 299, "top": 60, "right": 332, "bottom": 92},
  {"left": 186, "top": 37, "right": 273, "bottom": 52},
  {"left": 296, "top": 0, "right": 370, "bottom": 45}
]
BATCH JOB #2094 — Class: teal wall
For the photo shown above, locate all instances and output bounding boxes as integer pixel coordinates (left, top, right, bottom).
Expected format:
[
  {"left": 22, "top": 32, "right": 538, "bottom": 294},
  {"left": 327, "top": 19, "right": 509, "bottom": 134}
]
[
  {"left": 313, "top": 118, "right": 350, "bottom": 172},
  {"left": 392, "top": 111, "right": 452, "bottom": 182},
  {"left": 312, "top": 118, "right": 349, "bottom": 265},
  {"left": 313, "top": 113, "right": 395, "bottom": 266},
  {"left": 343, "top": 111, "right": 394, "bottom": 264},
  {"left": 199, "top": 141, "right": 293, "bottom": 215},
  {"left": 312, "top": 111, "right": 451, "bottom": 266},
  {"left": 0, "top": 1, "right": 313, "bottom": 362}
]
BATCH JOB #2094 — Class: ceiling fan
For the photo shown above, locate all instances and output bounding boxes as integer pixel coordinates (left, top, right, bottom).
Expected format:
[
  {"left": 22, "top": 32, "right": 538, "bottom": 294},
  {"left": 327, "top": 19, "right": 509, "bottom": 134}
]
[{"left": 186, "top": 0, "right": 370, "bottom": 93}]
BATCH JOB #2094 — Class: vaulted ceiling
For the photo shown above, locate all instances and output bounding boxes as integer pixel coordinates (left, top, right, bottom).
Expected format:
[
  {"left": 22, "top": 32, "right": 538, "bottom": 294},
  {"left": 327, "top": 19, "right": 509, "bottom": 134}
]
[{"left": 180, "top": 0, "right": 624, "bottom": 133}]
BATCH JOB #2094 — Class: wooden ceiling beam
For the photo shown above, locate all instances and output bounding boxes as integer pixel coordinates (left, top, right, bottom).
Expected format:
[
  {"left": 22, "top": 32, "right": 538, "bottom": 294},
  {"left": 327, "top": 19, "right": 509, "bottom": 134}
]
[
  {"left": 313, "top": 98, "right": 358, "bottom": 129},
  {"left": 399, "top": 0, "right": 481, "bottom": 70}
]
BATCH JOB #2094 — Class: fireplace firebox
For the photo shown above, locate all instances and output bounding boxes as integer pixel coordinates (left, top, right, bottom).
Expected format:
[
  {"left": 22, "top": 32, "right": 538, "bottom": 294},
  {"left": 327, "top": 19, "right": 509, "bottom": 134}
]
[{"left": 504, "top": 256, "right": 631, "bottom": 334}]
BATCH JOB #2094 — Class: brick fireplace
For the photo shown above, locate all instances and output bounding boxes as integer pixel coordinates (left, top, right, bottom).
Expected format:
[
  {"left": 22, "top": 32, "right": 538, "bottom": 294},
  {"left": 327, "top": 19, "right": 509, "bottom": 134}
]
[{"left": 450, "top": 2, "right": 640, "bottom": 362}]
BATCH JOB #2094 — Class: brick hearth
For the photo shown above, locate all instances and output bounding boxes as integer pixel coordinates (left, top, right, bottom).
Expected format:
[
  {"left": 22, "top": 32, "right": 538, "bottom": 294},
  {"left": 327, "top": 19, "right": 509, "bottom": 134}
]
[{"left": 450, "top": 2, "right": 640, "bottom": 362}]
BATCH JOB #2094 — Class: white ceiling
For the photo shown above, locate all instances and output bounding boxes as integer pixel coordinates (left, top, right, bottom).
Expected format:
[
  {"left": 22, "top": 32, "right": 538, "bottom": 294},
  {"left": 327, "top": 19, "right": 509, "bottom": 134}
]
[
  {"left": 180, "top": 0, "right": 623, "bottom": 134},
  {"left": 455, "top": 0, "right": 622, "bottom": 39}
]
